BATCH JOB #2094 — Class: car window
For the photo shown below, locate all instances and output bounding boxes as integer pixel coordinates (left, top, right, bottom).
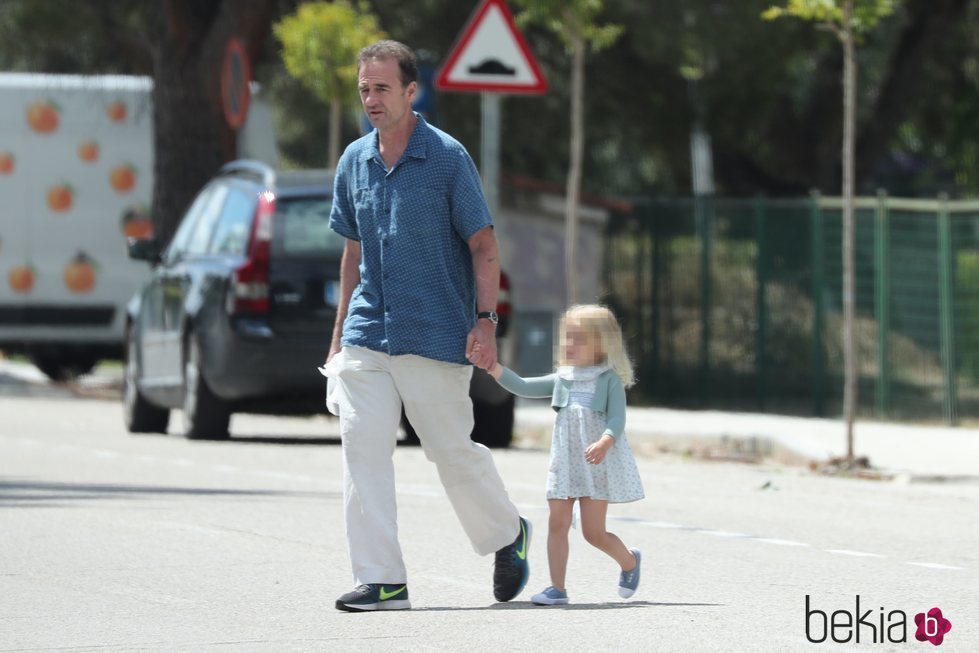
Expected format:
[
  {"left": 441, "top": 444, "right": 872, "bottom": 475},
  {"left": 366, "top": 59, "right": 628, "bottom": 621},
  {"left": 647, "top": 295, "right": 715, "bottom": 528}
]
[
  {"left": 184, "top": 184, "right": 230, "bottom": 256},
  {"left": 272, "top": 196, "right": 342, "bottom": 256},
  {"left": 164, "top": 186, "right": 213, "bottom": 264},
  {"left": 208, "top": 188, "right": 258, "bottom": 256}
]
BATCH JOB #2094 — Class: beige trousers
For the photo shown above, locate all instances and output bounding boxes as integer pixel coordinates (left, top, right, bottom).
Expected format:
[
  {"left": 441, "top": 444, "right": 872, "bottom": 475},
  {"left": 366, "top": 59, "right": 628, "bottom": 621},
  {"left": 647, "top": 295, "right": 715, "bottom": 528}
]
[{"left": 334, "top": 346, "right": 520, "bottom": 585}]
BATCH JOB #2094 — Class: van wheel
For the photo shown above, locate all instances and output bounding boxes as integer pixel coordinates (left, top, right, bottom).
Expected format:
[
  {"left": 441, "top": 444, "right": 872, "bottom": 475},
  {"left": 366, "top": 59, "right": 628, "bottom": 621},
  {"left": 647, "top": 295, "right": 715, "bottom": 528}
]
[
  {"left": 123, "top": 330, "right": 169, "bottom": 434},
  {"left": 182, "top": 337, "right": 230, "bottom": 440},
  {"left": 471, "top": 394, "right": 515, "bottom": 448}
]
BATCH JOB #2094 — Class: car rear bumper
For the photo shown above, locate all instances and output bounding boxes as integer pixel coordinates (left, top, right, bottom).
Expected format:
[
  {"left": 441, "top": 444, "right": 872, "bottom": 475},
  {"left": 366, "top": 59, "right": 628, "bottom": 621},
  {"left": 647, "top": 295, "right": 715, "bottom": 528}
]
[{"left": 202, "top": 318, "right": 330, "bottom": 407}]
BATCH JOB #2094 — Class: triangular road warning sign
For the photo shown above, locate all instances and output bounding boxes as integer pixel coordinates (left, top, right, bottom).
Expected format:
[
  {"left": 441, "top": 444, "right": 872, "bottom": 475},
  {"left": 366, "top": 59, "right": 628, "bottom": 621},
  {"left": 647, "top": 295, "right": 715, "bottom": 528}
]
[{"left": 435, "top": 0, "right": 548, "bottom": 95}]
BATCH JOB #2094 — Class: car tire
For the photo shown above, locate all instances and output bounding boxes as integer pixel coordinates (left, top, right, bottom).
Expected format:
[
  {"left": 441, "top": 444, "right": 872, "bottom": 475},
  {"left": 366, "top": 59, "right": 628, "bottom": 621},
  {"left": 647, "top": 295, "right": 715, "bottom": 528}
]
[
  {"left": 182, "top": 336, "right": 231, "bottom": 440},
  {"left": 122, "top": 329, "right": 169, "bottom": 434},
  {"left": 31, "top": 350, "right": 98, "bottom": 382},
  {"left": 470, "top": 393, "right": 515, "bottom": 448}
]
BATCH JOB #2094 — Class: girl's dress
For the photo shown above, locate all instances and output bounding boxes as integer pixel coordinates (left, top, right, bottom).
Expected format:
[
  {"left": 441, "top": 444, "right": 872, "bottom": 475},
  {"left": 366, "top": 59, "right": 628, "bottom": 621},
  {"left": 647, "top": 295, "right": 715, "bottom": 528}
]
[{"left": 548, "top": 365, "right": 644, "bottom": 503}]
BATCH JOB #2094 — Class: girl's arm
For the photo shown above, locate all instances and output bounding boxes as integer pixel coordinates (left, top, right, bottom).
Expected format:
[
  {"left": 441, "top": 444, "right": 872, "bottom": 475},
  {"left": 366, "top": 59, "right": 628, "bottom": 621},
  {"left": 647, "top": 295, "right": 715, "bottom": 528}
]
[
  {"left": 487, "top": 362, "right": 555, "bottom": 399},
  {"left": 603, "top": 376, "right": 627, "bottom": 439}
]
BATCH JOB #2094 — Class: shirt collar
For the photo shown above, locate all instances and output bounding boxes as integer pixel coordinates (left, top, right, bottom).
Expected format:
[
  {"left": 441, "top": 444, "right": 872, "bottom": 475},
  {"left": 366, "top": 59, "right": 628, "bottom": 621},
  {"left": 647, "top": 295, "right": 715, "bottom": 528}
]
[{"left": 361, "top": 112, "right": 429, "bottom": 164}]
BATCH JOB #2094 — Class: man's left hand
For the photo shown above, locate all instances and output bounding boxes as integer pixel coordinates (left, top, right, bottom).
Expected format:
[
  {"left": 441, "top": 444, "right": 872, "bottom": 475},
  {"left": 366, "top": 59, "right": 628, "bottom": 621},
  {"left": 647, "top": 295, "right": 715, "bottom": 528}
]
[{"left": 466, "top": 321, "right": 497, "bottom": 369}]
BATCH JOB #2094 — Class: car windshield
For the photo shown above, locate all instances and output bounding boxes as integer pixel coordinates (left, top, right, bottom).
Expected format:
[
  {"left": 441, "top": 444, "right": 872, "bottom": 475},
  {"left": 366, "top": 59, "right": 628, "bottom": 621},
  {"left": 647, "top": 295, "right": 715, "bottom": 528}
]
[{"left": 274, "top": 196, "right": 343, "bottom": 256}]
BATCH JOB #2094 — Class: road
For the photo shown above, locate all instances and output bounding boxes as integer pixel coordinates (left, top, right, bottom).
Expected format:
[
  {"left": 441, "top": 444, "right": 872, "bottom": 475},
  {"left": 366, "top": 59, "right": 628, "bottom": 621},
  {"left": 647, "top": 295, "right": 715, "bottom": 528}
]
[{"left": 1, "top": 368, "right": 977, "bottom": 652}]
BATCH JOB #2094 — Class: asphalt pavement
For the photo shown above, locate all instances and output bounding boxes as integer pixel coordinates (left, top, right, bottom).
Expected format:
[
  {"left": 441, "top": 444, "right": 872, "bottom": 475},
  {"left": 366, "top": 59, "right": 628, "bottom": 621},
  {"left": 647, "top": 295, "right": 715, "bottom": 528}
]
[{"left": 2, "top": 357, "right": 977, "bottom": 482}]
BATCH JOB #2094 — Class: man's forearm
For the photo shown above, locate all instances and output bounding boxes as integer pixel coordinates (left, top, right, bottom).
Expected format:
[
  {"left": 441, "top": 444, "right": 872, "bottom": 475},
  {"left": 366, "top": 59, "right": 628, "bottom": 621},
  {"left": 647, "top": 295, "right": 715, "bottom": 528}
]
[
  {"left": 330, "top": 239, "right": 361, "bottom": 356},
  {"left": 470, "top": 227, "right": 500, "bottom": 314}
]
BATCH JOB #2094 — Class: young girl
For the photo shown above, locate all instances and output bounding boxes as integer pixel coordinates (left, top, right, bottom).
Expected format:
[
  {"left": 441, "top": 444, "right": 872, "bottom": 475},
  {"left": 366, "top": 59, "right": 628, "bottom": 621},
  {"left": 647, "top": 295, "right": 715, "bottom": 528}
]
[{"left": 485, "top": 304, "right": 644, "bottom": 605}]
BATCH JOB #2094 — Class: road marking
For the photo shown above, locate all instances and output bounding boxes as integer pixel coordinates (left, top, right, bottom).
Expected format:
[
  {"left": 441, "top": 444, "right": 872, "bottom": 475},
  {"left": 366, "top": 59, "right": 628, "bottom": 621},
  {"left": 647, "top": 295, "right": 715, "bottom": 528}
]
[
  {"left": 907, "top": 562, "right": 963, "bottom": 570},
  {"left": 827, "top": 549, "right": 886, "bottom": 558},
  {"left": 752, "top": 537, "right": 810, "bottom": 547},
  {"left": 698, "top": 530, "right": 750, "bottom": 538}
]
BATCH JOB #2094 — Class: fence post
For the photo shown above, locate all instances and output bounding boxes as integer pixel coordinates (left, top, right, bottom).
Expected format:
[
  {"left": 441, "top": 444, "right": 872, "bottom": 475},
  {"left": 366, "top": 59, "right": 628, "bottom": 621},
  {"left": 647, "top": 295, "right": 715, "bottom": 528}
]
[
  {"left": 937, "top": 193, "right": 959, "bottom": 425},
  {"left": 874, "top": 190, "right": 891, "bottom": 418},
  {"left": 810, "top": 191, "right": 825, "bottom": 417},
  {"left": 754, "top": 196, "right": 768, "bottom": 411},
  {"left": 697, "top": 195, "right": 713, "bottom": 405}
]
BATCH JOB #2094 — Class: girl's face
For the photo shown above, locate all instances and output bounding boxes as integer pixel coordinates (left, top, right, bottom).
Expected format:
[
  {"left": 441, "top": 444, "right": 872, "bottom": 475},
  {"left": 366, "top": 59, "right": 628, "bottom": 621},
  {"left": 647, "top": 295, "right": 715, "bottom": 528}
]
[{"left": 562, "top": 323, "right": 604, "bottom": 367}]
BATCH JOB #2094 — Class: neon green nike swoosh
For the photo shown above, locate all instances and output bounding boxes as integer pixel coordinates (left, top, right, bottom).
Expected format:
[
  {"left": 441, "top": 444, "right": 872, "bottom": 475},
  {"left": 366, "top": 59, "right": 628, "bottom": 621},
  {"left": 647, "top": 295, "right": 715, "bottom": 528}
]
[
  {"left": 516, "top": 522, "right": 528, "bottom": 560},
  {"left": 380, "top": 585, "right": 406, "bottom": 601}
]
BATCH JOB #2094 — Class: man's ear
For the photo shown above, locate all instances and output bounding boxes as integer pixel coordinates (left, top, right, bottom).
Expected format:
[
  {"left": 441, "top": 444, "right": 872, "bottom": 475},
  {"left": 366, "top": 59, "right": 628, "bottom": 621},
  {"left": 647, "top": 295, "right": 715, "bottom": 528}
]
[{"left": 406, "top": 81, "right": 417, "bottom": 102}]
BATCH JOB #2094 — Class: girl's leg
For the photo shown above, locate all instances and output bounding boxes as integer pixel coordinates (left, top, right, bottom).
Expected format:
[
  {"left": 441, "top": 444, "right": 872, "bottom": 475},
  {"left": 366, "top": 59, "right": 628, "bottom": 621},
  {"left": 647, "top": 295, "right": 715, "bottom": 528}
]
[
  {"left": 578, "top": 497, "right": 637, "bottom": 571},
  {"left": 547, "top": 499, "right": 575, "bottom": 590}
]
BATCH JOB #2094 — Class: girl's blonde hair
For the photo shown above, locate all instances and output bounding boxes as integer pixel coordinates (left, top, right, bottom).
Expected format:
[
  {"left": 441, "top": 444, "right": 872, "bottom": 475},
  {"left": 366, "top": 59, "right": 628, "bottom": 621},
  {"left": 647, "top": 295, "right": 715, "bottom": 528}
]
[{"left": 558, "top": 304, "right": 635, "bottom": 387}]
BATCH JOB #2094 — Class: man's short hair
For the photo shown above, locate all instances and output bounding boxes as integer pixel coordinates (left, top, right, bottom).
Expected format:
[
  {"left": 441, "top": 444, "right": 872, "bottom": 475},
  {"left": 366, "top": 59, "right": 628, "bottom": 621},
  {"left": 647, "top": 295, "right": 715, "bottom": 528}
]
[{"left": 358, "top": 40, "right": 418, "bottom": 87}]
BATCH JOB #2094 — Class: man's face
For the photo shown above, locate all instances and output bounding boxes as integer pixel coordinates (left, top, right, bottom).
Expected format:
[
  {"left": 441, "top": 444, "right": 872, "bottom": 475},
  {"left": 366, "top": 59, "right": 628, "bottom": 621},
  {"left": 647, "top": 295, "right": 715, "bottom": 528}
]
[{"left": 358, "top": 57, "right": 416, "bottom": 133}]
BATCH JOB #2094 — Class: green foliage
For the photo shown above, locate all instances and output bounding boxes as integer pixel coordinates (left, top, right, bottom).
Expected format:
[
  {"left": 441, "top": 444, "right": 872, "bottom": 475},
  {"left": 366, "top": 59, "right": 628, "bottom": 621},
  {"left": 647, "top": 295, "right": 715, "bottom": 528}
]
[
  {"left": 511, "top": 0, "right": 623, "bottom": 54},
  {"left": 762, "top": 0, "right": 898, "bottom": 36},
  {"left": 274, "top": 1, "right": 385, "bottom": 107}
]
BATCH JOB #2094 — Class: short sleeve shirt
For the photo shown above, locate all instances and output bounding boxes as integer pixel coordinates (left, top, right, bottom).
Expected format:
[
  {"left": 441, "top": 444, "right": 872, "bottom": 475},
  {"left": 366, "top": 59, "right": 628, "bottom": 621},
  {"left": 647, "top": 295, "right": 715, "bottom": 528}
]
[{"left": 329, "top": 114, "right": 492, "bottom": 365}]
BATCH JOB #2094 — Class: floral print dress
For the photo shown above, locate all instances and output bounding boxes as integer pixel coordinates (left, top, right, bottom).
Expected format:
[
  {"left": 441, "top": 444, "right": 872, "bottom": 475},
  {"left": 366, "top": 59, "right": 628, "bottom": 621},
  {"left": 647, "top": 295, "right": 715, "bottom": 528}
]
[{"left": 547, "top": 365, "right": 645, "bottom": 503}]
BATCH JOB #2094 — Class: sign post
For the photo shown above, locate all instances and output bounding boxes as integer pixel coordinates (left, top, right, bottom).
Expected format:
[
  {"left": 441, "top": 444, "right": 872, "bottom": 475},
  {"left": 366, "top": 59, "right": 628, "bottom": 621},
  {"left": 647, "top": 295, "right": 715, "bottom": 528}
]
[{"left": 435, "top": 0, "right": 547, "bottom": 219}]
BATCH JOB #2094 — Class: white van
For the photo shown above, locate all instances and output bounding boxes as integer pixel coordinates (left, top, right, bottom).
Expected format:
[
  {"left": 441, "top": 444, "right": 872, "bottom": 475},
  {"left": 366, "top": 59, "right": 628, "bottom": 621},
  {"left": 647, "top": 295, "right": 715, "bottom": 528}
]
[{"left": 0, "top": 73, "right": 275, "bottom": 379}]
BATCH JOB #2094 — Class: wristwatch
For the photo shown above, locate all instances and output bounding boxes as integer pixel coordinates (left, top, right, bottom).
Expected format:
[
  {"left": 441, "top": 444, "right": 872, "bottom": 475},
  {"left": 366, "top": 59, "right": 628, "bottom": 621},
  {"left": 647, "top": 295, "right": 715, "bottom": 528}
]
[{"left": 477, "top": 310, "right": 499, "bottom": 326}]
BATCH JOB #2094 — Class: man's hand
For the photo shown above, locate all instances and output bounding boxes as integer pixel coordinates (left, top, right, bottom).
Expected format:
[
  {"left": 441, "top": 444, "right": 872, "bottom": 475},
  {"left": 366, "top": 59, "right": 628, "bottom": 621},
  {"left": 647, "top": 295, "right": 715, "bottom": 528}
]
[{"left": 466, "top": 320, "right": 497, "bottom": 370}]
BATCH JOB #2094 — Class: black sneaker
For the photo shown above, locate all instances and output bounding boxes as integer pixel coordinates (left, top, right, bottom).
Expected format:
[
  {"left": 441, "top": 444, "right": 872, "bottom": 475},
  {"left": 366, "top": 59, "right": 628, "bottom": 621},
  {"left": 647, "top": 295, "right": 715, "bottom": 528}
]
[
  {"left": 493, "top": 516, "right": 531, "bottom": 602},
  {"left": 335, "top": 584, "right": 411, "bottom": 612}
]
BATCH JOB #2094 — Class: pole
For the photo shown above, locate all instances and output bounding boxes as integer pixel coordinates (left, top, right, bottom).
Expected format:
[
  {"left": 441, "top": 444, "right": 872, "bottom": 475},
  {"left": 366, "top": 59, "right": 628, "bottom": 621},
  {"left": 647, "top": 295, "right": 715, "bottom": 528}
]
[{"left": 480, "top": 93, "right": 501, "bottom": 221}]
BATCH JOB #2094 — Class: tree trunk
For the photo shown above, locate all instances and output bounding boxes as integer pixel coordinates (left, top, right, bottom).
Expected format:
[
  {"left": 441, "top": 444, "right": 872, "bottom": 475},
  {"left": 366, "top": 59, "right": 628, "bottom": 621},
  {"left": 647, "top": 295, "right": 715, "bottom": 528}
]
[
  {"left": 150, "top": 0, "right": 275, "bottom": 247},
  {"left": 565, "top": 29, "right": 585, "bottom": 307},
  {"left": 841, "top": 0, "right": 858, "bottom": 461},
  {"left": 329, "top": 98, "right": 342, "bottom": 168}
]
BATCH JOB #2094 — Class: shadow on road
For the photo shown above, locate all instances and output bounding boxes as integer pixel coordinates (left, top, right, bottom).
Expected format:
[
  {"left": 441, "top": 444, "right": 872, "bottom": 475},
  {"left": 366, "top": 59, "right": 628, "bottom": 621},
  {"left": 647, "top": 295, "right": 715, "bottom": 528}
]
[
  {"left": 0, "top": 478, "right": 339, "bottom": 506},
  {"left": 412, "top": 600, "right": 724, "bottom": 611}
]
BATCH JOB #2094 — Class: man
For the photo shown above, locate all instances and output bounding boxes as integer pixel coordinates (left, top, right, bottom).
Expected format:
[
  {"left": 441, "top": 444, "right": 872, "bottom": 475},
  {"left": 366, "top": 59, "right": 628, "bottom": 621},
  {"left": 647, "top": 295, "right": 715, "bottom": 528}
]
[{"left": 326, "top": 40, "right": 530, "bottom": 612}]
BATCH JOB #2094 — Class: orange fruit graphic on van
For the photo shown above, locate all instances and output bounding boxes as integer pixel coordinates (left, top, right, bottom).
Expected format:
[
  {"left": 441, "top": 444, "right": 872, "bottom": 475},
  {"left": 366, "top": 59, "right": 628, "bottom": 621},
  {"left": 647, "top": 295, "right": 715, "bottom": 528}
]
[
  {"left": 78, "top": 141, "right": 99, "bottom": 162},
  {"left": 9, "top": 264, "right": 36, "bottom": 294},
  {"left": 107, "top": 101, "right": 127, "bottom": 122},
  {"left": 120, "top": 206, "right": 153, "bottom": 239},
  {"left": 64, "top": 252, "right": 97, "bottom": 294},
  {"left": 27, "top": 101, "right": 59, "bottom": 133},
  {"left": 110, "top": 165, "right": 136, "bottom": 192},
  {"left": 47, "top": 184, "right": 74, "bottom": 212},
  {"left": 0, "top": 152, "right": 13, "bottom": 174}
]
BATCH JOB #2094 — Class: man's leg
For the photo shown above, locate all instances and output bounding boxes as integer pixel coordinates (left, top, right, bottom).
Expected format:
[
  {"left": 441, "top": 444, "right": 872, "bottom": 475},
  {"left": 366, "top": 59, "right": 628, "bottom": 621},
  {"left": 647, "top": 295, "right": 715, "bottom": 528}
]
[
  {"left": 335, "top": 347, "right": 406, "bottom": 585},
  {"left": 393, "top": 355, "right": 520, "bottom": 555}
]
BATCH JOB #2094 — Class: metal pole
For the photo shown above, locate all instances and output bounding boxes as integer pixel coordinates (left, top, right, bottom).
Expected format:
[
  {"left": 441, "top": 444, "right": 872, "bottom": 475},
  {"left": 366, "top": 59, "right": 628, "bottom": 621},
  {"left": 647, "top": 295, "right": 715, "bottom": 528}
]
[
  {"left": 810, "top": 191, "right": 825, "bottom": 417},
  {"left": 937, "top": 193, "right": 958, "bottom": 425},
  {"left": 874, "top": 190, "right": 890, "bottom": 418},
  {"left": 755, "top": 196, "right": 768, "bottom": 411},
  {"left": 480, "top": 93, "right": 501, "bottom": 221}
]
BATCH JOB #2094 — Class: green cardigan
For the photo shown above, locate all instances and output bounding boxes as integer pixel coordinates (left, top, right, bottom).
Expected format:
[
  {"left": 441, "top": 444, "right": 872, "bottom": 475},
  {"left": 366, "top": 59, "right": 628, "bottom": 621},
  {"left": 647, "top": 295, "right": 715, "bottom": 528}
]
[{"left": 496, "top": 366, "right": 627, "bottom": 439}]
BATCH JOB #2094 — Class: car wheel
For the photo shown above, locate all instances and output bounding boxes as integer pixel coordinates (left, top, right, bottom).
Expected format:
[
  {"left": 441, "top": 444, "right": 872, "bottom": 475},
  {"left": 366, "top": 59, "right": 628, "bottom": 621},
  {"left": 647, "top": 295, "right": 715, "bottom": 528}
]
[
  {"left": 122, "top": 328, "right": 169, "bottom": 434},
  {"left": 471, "top": 394, "right": 515, "bottom": 448},
  {"left": 31, "top": 350, "right": 98, "bottom": 381},
  {"left": 182, "top": 336, "right": 231, "bottom": 440}
]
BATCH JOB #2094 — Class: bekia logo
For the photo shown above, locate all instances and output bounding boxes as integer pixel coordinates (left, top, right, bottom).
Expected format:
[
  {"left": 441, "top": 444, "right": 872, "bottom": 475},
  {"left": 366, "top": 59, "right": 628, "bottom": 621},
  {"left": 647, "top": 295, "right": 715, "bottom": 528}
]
[{"left": 805, "top": 595, "right": 952, "bottom": 646}]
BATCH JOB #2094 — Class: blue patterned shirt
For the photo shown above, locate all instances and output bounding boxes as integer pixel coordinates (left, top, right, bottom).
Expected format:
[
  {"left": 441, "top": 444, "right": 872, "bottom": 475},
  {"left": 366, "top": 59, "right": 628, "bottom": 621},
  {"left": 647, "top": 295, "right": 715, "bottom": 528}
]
[{"left": 329, "top": 114, "right": 492, "bottom": 364}]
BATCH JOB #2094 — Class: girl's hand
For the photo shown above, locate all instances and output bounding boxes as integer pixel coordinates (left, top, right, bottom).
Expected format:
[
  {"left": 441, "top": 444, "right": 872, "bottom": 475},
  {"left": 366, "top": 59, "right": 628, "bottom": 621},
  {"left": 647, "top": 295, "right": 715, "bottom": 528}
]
[{"left": 585, "top": 434, "right": 615, "bottom": 465}]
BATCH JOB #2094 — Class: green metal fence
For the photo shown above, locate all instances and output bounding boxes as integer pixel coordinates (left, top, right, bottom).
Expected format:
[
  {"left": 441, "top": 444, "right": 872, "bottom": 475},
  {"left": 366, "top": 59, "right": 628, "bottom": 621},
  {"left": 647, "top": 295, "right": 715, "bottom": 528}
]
[{"left": 603, "top": 194, "right": 979, "bottom": 424}]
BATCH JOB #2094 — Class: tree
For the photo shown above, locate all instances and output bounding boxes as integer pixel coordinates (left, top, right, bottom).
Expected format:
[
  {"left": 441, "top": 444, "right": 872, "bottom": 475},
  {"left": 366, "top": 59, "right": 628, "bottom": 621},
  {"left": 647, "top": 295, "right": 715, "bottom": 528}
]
[
  {"left": 764, "top": 0, "right": 899, "bottom": 461},
  {"left": 512, "top": 0, "right": 623, "bottom": 306},
  {"left": 275, "top": 1, "right": 386, "bottom": 168},
  {"left": 150, "top": 0, "right": 277, "bottom": 245}
]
